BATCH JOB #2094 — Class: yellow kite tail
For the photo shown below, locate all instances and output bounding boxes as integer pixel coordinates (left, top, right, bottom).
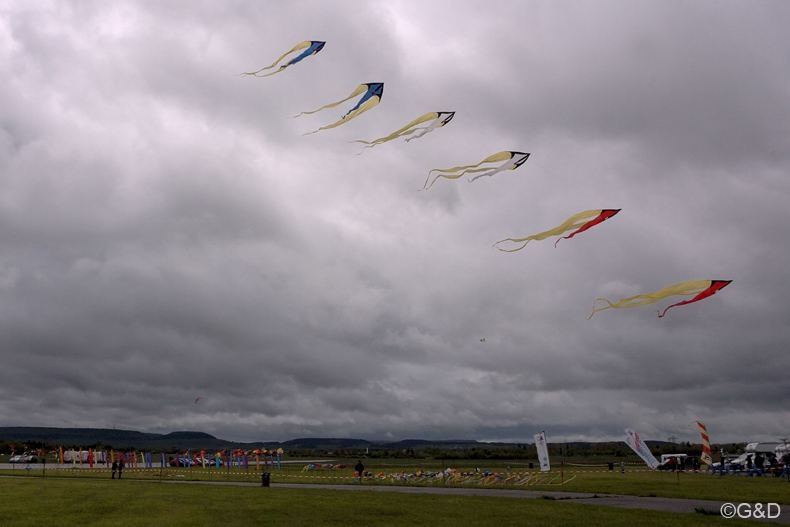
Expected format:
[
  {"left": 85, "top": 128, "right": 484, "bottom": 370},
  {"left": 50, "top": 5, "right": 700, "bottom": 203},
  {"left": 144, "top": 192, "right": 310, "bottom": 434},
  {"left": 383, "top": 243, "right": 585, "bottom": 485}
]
[
  {"left": 354, "top": 112, "right": 440, "bottom": 148},
  {"left": 427, "top": 166, "right": 487, "bottom": 186},
  {"left": 240, "top": 41, "right": 312, "bottom": 77},
  {"left": 494, "top": 210, "right": 604, "bottom": 252},
  {"left": 430, "top": 151, "right": 512, "bottom": 176},
  {"left": 293, "top": 84, "right": 369, "bottom": 118},
  {"left": 421, "top": 151, "right": 513, "bottom": 190},
  {"left": 588, "top": 280, "right": 712, "bottom": 319},
  {"left": 420, "top": 167, "right": 480, "bottom": 190},
  {"left": 303, "top": 95, "right": 381, "bottom": 135},
  {"left": 420, "top": 172, "right": 461, "bottom": 191}
]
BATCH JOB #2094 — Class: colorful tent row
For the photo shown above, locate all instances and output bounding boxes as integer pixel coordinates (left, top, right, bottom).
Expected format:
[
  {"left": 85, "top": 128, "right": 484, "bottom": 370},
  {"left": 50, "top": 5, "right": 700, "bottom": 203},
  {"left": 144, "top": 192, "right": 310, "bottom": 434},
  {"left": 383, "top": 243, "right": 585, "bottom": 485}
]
[{"left": 50, "top": 447, "right": 284, "bottom": 470}]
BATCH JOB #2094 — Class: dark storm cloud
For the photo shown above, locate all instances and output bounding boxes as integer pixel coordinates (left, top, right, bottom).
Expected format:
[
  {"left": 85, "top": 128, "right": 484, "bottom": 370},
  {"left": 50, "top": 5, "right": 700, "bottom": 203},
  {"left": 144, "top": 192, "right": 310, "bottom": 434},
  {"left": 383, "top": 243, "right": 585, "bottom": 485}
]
[{"left": 0, "top": 1, "right": 788, "bottom": 445}]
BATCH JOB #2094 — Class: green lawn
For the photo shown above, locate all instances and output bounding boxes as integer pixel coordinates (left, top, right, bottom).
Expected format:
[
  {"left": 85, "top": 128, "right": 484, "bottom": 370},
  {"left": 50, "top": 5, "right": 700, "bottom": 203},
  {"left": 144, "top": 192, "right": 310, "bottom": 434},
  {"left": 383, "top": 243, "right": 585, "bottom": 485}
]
[
  {"left": 6, "top": 459, "right": 786, "bottom": 505},
  {"left": 0, "top": 478, "right": 761, "bottom": 527},
  {"left": 533, "top": 469, "right": 790, "bottom": 504}
]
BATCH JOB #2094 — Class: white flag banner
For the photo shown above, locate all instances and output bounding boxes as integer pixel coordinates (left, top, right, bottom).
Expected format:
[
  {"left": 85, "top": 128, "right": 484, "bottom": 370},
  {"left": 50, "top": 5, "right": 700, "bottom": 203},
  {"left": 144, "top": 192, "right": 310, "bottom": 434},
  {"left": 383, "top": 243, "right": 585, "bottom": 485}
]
[
  {"left": 624, "top": 428, "right": 659, "bottom": 469},
  {"left": 534, "top": 431, "right": 550, "bottom": 472}
]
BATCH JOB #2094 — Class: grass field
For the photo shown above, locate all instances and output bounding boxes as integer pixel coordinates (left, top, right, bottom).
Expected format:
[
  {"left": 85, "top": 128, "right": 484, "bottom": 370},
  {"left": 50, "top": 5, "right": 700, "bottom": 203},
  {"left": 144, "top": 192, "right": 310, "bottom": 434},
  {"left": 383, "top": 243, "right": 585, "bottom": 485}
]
[
  {"left": 3, "top": 459, "right": 787, "bottom": 505},
  {"left": 2, "top": 459, "right": 788, "bottom": 526},
  {"left": 0, "top": 477, "right": 768, "bottom": 527}
]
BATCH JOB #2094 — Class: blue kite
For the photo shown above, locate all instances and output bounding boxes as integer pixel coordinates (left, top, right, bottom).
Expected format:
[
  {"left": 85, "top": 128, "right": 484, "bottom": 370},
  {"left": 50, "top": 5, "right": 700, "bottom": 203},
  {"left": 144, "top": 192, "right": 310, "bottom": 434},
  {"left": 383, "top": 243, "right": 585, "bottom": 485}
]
[
  {"left": 240, "top": 41, "right": 325, "bottom": 77},
  {"left": 295, "top": 83, "right": 384, "bottom": 135}
]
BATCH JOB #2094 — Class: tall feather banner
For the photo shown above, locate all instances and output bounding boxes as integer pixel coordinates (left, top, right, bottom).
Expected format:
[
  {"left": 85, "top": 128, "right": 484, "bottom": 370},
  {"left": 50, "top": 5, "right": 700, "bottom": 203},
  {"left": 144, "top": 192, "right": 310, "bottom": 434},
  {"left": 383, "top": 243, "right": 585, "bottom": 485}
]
[
  {"left": 691, "top": 421, "right": 713, "bottom": 466},
  {"left": 624, "top": 428, "right": 659, "bottom": 469},
  {"left": 534, "top": 431, "right": 551, "bottom": 472}
]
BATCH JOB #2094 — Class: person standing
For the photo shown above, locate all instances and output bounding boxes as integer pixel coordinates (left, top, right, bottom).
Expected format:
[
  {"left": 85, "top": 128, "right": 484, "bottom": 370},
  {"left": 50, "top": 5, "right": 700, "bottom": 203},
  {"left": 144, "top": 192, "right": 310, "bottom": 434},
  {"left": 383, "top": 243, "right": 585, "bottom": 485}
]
[
  {"left": 118, "top": 455, "right": 125, "bottom": 479},
  {"left": 354, "top": 460, "right": 365, "bottom": 483},
  {"left": 111, "top": 460, "right": 118, "bottom": 479}
]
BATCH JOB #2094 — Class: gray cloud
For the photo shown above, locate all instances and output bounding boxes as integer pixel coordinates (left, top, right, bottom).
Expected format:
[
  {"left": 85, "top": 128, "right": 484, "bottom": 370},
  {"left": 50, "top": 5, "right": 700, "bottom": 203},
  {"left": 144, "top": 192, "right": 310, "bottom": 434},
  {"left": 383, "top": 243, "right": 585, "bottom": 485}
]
[{"left": 0, "top": 1, "right": 788, "bottom": 446}]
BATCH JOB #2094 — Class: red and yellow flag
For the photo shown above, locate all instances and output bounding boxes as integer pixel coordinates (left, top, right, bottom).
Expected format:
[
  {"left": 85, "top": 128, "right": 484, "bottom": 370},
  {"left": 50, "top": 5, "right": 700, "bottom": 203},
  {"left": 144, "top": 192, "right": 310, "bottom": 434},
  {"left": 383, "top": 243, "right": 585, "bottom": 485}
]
[{"left": 693, "top": 420, "right": 713, "bottom": 466}]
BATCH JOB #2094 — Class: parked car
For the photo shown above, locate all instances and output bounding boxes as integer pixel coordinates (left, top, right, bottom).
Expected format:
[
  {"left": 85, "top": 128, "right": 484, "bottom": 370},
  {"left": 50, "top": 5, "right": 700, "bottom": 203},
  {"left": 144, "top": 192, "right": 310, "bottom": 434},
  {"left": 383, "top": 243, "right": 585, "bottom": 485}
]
[
  {"left": 657, "top": 454, "right": 700, "bottom": 471},
  {"left": 192, "top": 456, "right": 222, "bottom": 467},
  {"left": 168, "top": 456, "right": 196, "bottom": 467},
  {"left": 9, "top": 453, "right": 37, "bottom": 463},
  {"left": 657, "top": 454, "right": 686, "bottom": 471},
  {"left": 728, "top": 453, "right": 771, "bottom": 471}
]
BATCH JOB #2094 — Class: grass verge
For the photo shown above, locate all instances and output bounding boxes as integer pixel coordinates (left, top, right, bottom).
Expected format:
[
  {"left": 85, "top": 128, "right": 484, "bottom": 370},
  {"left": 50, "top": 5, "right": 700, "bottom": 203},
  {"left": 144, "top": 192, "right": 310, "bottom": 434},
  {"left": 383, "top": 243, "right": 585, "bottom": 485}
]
[{"left": 0, "top": 478, "right": 760, "bottom": 527}]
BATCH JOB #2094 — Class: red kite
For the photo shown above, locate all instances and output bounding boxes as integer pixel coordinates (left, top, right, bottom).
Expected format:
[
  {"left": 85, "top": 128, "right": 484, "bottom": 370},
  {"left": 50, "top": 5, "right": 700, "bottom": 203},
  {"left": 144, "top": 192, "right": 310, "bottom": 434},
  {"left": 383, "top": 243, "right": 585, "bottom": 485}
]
[
  {"left": 494, "top": 209, "right": 620, "bottom": 252},
  {"left": 589, "top": 280, "right": 732, "bottom": 319}
]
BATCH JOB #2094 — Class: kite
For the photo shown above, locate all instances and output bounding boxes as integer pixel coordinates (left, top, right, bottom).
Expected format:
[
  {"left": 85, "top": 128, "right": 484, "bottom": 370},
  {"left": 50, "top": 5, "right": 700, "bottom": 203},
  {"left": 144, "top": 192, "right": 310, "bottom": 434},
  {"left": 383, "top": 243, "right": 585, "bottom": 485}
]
[
  {"left": 240, "top": 41, "right": 325, "bottom": 77},
  {"left": 494, "top": 209, "right": 621, "bottom": 252},
  {"left": 353, "top": 111, "right": 455, "bottom": 153},
  {"left": 195, "top": 397, "right": 201, "bottom": 404},
  {"left": 690, "top": 421, "right": 713, "bottom": 466},
  {"left": 295, "top": 83, "right": 384, "bottom": 135},
  {"left": 421, "top": 151, "right": 529, "bottom": 190},
  {"left": 589, "top": 280, "right": 732, "bottom": 319}
]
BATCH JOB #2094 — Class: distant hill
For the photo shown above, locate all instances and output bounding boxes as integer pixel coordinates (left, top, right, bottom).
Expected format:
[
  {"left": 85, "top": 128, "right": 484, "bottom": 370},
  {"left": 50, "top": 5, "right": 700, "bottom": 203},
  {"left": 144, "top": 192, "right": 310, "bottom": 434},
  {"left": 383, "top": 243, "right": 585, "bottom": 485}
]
[
  {"left": 0, "top": 427, "right": 160, "bottom": 447},
  {"left": 0, "top": 427, "right": 519, "bottom": 452},
  {"left": 277, "top": 438, "right": 497, "bottom": 451},
  {"left": 0, "top": 427, "right": 266, "bottom": 451},
  {"left": 0, "top": 426, "right": 687, "bottom": 453},
  {"left": 280, "top": 437, "right": 372, "bottom": 450}
]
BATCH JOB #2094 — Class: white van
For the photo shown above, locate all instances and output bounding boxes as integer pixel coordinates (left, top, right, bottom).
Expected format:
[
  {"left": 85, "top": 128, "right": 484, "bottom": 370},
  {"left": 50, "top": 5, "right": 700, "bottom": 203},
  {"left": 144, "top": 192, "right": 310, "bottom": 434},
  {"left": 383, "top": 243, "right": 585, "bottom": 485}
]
[
  {"left": 9, "top": 453, "right": 37, "bottom": 463},
  {"left": 657, "top": 454, "right": 687, "bottom": 470},
  {"left": 62, "top": 450, "right": 108, "bottom": 464},
  {"left": 745, "top": 442, "right": 781, "bottom": 453}
]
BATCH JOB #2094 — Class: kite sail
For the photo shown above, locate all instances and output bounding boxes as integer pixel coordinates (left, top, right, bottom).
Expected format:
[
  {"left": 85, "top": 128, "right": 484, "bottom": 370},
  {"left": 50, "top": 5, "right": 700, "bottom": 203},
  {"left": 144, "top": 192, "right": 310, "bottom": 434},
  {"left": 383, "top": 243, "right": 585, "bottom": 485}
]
[
  {"left": 240, "top": 41, "right": 325, "bottom": 77},
  {"left": 589, "top": 280, "right": 732, "bottom": 319},
  {"left": 195, "top": 397, "right": 201, "bottom": 404},
  {"left": 421, "top": 151, "right": 529, "bottom": 190},
  {"left": 624, "top": 428, "right": 660, "bottom": 469},
  {"left": 295, "top": 83, "right": 384, "bottom": 135},
  {"left": 494, "top": 209, "right": 620, "bottom": 252},
  {"left": 353, "top": 111, "right": 455, "bottom": 153},
  {"left": 691, "top": 421, "right": 713, "bottom": 466}
]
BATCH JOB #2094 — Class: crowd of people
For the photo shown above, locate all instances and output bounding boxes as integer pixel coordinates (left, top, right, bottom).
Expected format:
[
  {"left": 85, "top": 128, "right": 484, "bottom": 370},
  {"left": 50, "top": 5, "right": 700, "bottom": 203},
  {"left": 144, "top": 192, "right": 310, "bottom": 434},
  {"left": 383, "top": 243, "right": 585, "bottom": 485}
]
[
  {"left": 713, "top": 449, "right": 790, "bottom": 476},
  {"left": 110, "top": 457, "right": 124, "bottom": 479}
]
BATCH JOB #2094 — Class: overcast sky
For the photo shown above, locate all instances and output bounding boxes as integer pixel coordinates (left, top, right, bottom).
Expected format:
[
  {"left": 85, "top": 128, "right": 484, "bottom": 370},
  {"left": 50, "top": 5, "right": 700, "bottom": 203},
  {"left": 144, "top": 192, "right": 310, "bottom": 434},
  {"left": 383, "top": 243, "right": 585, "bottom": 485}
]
[{"left": 1, "top": 1, "right": 788, "bottom": 445}]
